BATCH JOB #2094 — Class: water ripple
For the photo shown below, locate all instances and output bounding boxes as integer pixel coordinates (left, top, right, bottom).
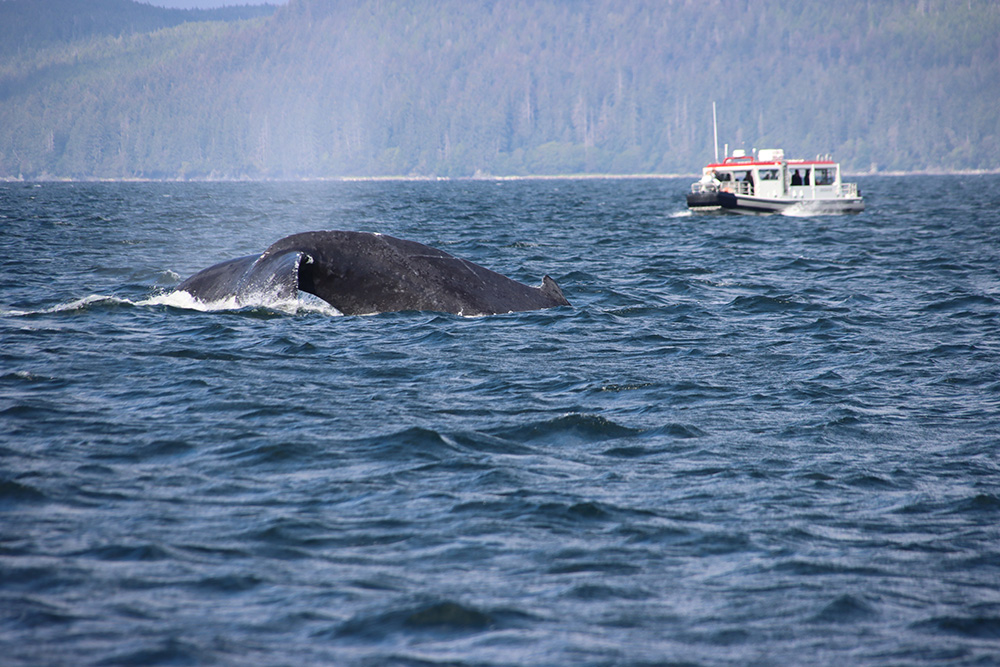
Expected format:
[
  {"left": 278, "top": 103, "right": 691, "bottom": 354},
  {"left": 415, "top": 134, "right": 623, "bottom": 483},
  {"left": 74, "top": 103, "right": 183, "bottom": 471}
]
[{"left": 2, "top": 177, "right": 999, "bottom": 665}]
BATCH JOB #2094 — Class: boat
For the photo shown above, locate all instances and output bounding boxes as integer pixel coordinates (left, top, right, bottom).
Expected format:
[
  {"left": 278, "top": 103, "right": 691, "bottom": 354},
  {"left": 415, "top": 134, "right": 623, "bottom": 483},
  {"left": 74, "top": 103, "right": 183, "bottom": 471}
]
[{"left": 687, "top": 148, "right": 864, "bottom": 214}]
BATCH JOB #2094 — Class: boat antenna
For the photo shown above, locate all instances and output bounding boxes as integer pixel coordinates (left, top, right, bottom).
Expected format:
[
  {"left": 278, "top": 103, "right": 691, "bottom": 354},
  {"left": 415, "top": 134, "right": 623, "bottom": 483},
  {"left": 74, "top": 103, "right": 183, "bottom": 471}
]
[{"left": 712, "top": 101, "right": 719, "bottom": 162}]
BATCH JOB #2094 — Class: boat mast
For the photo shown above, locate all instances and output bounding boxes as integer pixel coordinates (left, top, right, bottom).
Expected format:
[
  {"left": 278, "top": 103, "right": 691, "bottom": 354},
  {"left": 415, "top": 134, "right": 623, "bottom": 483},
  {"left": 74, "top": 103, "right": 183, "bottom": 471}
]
[{"left": 712, "top": 101, "right": 719, "bottom": 163}]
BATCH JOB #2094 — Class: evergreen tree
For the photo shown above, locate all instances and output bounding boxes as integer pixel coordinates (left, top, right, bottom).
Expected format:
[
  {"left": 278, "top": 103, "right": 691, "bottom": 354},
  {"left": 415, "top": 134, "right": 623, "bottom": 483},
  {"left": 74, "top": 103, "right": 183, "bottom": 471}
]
[{"left": 1, "top": 0, "right": 997, "bottom": 179}]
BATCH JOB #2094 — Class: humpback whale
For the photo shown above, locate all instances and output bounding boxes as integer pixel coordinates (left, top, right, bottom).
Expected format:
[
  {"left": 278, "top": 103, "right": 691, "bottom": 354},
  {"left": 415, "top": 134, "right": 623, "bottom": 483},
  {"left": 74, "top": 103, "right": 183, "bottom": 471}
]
[{"left": 175, "top": 231, "right": 570, "bottom": 316}]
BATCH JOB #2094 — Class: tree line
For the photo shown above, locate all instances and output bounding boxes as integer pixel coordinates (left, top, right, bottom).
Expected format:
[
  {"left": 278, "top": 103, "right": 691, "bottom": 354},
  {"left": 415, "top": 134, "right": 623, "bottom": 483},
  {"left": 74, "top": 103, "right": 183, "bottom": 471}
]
[{"left": 1, "top": 0, "right": 998, "bottom": 179}]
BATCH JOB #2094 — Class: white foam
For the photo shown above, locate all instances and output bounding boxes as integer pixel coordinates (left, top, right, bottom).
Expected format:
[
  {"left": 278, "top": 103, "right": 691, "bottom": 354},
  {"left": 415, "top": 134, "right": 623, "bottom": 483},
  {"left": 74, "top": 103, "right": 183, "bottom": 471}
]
[
  {"left": 670, "top": 210, "right": 693, "bottom": 218},
  {"left": 1, "top": 294, "right": 128, "bottom": 317},
  {"left": 140, "top": 290, "right": 240, "bottom": 312},
  {"left": 294, "top": 292, "right": 343, "bottom": 316},
  {"left": 780, "top": 203, "right": 814, "bottom": 217},
  {"left": 780, "top": 201, "right": 845, "bottom": 217},
  {"left": 3, "top": 291, "right": 341, "bottom": 318},
  {"left": 144, "top": 289, "right": 342, "bottom": 316}
]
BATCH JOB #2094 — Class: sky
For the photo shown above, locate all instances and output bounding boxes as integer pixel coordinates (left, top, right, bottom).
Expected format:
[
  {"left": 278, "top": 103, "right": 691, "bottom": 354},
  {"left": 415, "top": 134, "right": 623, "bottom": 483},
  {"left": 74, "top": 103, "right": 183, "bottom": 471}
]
[{"left": 148, "top": 0, "right": 286, "bottom": 8}]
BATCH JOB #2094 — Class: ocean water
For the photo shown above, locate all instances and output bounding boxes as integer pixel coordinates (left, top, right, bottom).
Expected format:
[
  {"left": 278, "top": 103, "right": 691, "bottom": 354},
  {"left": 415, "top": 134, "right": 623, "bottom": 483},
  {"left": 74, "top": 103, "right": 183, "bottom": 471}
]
[{"left": 2, "top": 176, "right": 999, "bottom": 666}]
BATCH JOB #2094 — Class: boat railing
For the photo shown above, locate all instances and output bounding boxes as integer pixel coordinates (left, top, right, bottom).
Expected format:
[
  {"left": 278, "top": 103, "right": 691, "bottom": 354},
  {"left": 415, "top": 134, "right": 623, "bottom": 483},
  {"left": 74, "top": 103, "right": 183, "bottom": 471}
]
[
  {"left": 840, "top": 182, "right": 859, "bottom": 197},
  {"left": 725, "top": 180, "right": 752, "bottom": 196},
  {"left": 691, "top": 181, "right": 719, "bottom": 194}
]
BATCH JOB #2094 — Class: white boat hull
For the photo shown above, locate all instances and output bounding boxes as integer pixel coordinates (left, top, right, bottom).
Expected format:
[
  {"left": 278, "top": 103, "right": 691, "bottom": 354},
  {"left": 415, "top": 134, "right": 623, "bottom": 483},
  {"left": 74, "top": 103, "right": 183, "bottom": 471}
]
[{"left": 718, "top": 192, "right": 864, "bottom": 215}]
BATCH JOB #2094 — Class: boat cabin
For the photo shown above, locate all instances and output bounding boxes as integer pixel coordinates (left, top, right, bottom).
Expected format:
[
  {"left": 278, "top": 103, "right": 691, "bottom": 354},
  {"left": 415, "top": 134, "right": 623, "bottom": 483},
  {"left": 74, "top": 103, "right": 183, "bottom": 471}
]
[{"left": 700, "top": 148, "right": 857, "bottom": 201}]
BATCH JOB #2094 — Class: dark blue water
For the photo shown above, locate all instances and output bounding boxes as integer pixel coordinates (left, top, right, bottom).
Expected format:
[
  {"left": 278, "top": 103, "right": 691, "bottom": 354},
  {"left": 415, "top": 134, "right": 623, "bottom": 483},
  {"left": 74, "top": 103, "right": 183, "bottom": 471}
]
[{"left": 2, "top": 176, "right": 999, "bottom": 665}]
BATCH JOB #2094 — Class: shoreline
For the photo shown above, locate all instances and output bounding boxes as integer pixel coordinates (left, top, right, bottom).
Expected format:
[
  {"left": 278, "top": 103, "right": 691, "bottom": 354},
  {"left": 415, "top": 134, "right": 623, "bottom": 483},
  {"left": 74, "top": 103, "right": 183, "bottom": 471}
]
[{"left": 3, "top": 169, "right": 999, "bottom": 184}]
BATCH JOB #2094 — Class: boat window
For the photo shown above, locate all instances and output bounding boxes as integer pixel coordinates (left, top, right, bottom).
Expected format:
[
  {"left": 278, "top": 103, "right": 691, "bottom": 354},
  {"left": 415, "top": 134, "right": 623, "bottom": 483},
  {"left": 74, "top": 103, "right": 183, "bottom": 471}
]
[
  {"left": 815, "top": 168, "right": 835, "bottom": 186},
  {"left": 759, "top": 169, "right": 779, "bottom": 181},
  {"left": 718, "top": 172, "right": 733, "bottom": 182}
]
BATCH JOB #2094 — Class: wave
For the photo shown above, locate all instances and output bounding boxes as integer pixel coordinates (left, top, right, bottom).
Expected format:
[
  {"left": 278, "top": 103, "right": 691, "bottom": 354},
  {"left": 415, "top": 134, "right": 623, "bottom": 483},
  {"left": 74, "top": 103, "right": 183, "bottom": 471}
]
[
  {"left": 331, "top": 599, "right": 531, "bottom": 640},
  {"left": 1, "top": 290, "right": 342, "bottom": 318},
  {"left": 490, "top": 413, "right": 643, "bottom": 445},
  {"left": 0, "top": 294, "right": 132, "bottom": 317}
]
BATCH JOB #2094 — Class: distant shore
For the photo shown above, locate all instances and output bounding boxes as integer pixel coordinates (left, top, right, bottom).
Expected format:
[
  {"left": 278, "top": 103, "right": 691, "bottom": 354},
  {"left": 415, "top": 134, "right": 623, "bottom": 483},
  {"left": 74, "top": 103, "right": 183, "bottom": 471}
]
[{"left": 3, "top": 169, "right": 1000, "bottom": 184}]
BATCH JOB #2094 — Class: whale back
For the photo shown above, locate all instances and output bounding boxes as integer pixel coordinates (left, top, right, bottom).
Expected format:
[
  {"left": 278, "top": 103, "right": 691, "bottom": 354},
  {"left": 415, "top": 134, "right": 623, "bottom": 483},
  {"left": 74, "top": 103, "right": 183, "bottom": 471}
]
[
  {"left": 176, "top": 231, "right": 570, "bottom": 316},
  {"left": 276, "top": 231, "right": 567, "bottom": 315}
]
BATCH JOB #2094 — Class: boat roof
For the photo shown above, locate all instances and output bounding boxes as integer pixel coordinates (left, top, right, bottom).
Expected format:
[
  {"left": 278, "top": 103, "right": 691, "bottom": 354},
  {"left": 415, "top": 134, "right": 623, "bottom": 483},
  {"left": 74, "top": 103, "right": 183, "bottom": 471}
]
[{"left": 704, "top": 155, "right": 837, "bottom": 169}]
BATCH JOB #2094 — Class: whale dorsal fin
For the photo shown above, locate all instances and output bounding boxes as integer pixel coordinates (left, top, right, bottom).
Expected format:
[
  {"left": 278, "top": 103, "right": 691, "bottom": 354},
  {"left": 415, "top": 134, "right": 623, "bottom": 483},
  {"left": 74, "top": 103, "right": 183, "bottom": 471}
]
[{"left": 540, "top": 275, "right": 569, "bottom": 306}]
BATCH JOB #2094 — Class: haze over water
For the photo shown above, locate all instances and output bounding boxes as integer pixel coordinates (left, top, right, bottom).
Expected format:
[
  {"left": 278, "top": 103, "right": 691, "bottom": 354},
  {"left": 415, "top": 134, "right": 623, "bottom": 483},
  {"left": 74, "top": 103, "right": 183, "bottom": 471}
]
[{"left": 2, "top": 176, "right": 999, "bottom": 665}]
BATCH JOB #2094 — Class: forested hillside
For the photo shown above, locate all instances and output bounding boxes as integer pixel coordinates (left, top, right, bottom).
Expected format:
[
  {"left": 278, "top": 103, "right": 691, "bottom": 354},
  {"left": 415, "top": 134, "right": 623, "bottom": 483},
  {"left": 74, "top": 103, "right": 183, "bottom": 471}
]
[
  {"left": 0, "top": 0, "right": 276, "bottom": 54},
  {"left": 1, "top": 0, "right": 998, "bottom": 179}
]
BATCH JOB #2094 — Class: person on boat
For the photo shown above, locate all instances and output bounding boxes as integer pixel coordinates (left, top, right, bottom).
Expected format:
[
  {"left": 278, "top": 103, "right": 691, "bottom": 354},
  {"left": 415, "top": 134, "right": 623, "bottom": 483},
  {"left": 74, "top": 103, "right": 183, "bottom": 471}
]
[{"left": 791, "top": 170, "right": 802, "bottom": 186}]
